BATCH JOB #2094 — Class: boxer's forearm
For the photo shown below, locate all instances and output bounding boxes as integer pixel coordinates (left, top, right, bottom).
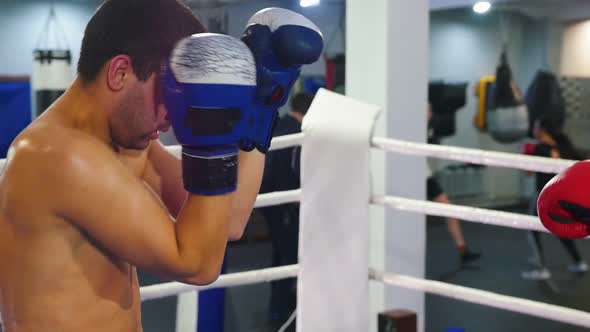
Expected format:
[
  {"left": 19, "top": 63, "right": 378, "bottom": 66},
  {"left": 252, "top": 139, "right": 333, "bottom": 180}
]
[
  {"left": 163, "top": 150, "right": 263, "bottom": 284},
  {"left": 228, "top": 150, "right": 265, "bottom": 240},
  {"left": 147, "top": 141, "right": 187, "bottom": 218},
  {"left": 173, "top": 194, "right": 230, "bottom": 284},
  {"left": 151, "top": 140, "right": 264, "bottom": 239}
]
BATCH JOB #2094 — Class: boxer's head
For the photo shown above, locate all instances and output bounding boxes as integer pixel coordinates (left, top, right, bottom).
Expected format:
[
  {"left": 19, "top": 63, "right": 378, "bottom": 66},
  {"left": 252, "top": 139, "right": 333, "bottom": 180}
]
[{"left": 77, "top": 0, "right": 206, "bottom": 149}]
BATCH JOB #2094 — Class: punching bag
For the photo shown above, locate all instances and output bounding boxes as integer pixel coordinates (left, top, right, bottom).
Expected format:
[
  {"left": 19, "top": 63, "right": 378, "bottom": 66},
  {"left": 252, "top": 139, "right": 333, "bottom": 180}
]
[
  {"left": 487, "top": 50, "right": 529, "bottom": 143},
  {"left": 525, "top": 70, "right": 565, "bottom": 136},
  {"left": 32, "top": 6, "right": 73, "bottom": 119},
  {"left": 32, "top": 49, "right": 72, "bottom": 118},
  {"left": 428, "top": 81, "right": 467, "bottom": 141}
]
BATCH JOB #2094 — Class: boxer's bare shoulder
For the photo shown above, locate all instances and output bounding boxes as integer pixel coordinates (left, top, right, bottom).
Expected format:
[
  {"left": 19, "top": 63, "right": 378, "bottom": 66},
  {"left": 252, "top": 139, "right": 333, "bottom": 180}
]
[{"left": 1, "top": 118, "right": 122, "bottom": 211}]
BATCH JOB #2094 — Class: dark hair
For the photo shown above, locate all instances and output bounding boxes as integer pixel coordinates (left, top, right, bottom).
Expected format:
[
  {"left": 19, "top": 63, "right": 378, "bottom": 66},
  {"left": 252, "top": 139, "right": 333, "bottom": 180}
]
[
  {"left": 538, "top": 114, "right": 581, "bottom": 160},
  {"left": 290, "top": 92, "right": 314, "bottom": 115},
  {"left": 77, "top": 0, "right": 206, "bottom": 82}
]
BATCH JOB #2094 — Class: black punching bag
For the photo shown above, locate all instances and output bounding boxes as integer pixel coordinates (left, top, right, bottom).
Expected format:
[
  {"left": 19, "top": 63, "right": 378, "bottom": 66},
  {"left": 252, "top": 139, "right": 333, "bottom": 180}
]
[
  {"left": 428, "top": 81, "right": 467, "bottom": 140},
  {"left": 487, "top": 50, "right": 529, "bottom": 143},
  {"left": 32, "top": 49, "right": 72, "bottom": 118}
]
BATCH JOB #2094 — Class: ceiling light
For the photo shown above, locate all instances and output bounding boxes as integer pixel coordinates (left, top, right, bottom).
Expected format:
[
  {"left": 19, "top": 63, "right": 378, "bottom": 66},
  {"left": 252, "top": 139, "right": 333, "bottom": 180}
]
[
  {"left": 300, "top": 0, "right": 320, "bottom": 8},
  {"left": 473, "top": 1, "right": 492, "bottom": 14}
]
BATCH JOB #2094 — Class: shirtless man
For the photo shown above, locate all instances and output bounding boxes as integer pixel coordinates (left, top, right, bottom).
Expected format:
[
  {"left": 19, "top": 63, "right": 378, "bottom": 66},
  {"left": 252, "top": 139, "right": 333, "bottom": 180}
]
[{"left": 0, "top": 0, "right": 323, "bottom": 331}]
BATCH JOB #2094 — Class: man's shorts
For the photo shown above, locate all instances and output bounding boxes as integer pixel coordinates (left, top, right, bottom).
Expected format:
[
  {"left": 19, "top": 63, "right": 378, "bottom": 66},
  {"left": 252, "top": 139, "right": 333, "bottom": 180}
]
[{"left": 427, "top": 176, "right": 443, "bottom": 201}]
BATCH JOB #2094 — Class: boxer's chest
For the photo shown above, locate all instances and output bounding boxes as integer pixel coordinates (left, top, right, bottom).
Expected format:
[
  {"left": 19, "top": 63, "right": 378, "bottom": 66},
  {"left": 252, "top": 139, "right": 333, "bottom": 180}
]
[
  {"left": 117, "top": 150, "right": 149, "bottom": 178},
  {"left": 116, "top": 149, "right": 163, "bottom": 198}
]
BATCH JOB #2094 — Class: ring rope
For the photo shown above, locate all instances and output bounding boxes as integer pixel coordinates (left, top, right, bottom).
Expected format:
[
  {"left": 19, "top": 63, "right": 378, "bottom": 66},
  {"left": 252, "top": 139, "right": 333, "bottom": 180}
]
[
  {"left": 370, "top": 268, "right": 590, "bottom": 328},
  {"left": 269, "top": 133, "right": 305, "bottom": 151},
  {"left": 141, "top": 264, "right": 299, "bottom": 301},
  {"left": 141, "top": 262, "right": 590, "bottom": 328},
  {"left": 255, "top": 189, "right": 301, "bottom": 208},
  {"left": 0, "top": 134, "right": 573, "bottom": 174},
  {"left": 372, "top": 195, "right": 547, "bottom": 233},
  {"left": 371, "top": 137, "right": 575, "bottom": 174},
  {"left": 166, "top": 145, "right": 181, "bottom": 159},
  {"left": 152, "top": 133, "right": 304, "bottom": 160}
]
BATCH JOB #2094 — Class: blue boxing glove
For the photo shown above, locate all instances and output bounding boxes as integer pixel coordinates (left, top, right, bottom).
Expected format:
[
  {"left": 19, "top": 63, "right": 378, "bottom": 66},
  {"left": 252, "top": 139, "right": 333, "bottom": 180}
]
[
  {"left": 240, "top": 7, "right": 324, "bottom": 153},
  {"left": 162, "top": 33, "right": 257, "bottom": 195}
]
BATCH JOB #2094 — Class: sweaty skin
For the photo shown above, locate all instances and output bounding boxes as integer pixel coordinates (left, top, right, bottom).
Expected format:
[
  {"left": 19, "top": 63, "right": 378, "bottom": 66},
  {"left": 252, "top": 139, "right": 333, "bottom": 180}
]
[{"left": 0, "top": 75, "right": 264, "bottom": 331}]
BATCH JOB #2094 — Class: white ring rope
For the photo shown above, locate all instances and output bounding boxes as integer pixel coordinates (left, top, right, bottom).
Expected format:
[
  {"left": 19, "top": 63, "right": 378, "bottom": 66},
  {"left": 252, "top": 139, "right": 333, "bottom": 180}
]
[
  {"left": 269, "top": 133, "right": 305, "bottom": 151},
  {"left": 167, "top": 145, "right": 181, "bottom": 159},
  {"left": 373, "top": 195, "right": 547, "bottom": 233},
  {"left": 372, "top": 136, "right": 575, "bottom": 173},
  {"left": 0, "top": 134, "right": 573, "bottom": 174},
  {"left": 370, "top": 269, "right": 590, "bottom": 328},
  {"left": 144, "top": 133, "right": 304, "bottom": 160},
  {"left": 141, "top": 264, "right": 299, "bottom": 301},
  {"left": 255, "top": 189, "right": 301, "bottom": 208}
]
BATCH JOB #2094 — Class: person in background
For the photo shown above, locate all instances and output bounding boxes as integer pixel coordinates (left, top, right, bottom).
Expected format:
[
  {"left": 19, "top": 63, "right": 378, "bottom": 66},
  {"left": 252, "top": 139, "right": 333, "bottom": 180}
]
[
  {"left": 428, "top": 105, "right": 481, "bottom": 265},
  {"left": 259, "top": 92, "right": 314, "bottom": 329},
  {"left": 521, "top": 114, "right": 587, "bottom": 280}
]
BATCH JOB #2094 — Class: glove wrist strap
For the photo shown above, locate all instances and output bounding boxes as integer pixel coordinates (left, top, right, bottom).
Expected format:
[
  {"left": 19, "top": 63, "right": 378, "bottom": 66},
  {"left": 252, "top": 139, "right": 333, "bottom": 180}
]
[{"left": 182, "top": 147, "right": 238, "bottom": 195}]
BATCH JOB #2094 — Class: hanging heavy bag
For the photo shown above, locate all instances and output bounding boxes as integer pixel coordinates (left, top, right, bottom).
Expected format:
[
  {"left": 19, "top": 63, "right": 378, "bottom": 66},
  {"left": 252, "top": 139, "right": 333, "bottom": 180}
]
[
  {"left": 32, "top": 6, "right": 73, "bottom": 118},
  {"left": 428, "top": 81, "right": 467, "bottom": 141},
  {"left": 525, "top": 70, "right": 565, "bottom": 137},
  {"left": 32, "top": 50, "right": 72, "bottom": 118},
  {"left": 429, "top": 81, "right": 467, "bottom": 114},
  {"left": 486, "top": 50, "right": 529, "bottom": 143}
]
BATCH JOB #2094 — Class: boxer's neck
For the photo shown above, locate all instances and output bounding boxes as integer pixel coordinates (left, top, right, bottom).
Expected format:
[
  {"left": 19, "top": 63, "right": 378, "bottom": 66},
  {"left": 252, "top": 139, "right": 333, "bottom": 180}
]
[{"left": 56, "top": 78, "right": 113, "bottom": 148}]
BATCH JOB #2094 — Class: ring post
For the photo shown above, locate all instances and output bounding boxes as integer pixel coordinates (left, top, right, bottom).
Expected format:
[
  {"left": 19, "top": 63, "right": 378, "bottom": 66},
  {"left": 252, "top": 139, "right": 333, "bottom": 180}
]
[
  {"left": 175, "top": 291, "right": 198, "bottom": 332},
  {"left": 298, "top": 88, "right": 381, "bottom": 332}
]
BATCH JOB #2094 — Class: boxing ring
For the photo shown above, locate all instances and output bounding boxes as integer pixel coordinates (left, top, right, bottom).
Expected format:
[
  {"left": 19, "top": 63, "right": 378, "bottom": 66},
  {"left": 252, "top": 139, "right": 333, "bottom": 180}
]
[
  {"left": 142, "top": 88, "right": 590, "bottom": 332},
  {"left": 1, "top": 88, "right": 589, "bottom": 331}
]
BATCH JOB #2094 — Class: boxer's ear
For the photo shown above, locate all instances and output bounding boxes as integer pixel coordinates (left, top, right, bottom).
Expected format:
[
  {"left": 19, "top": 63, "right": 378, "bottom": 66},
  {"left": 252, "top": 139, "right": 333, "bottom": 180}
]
[{"left": 107, "top": 55, "right": 133, "bottom": 92}]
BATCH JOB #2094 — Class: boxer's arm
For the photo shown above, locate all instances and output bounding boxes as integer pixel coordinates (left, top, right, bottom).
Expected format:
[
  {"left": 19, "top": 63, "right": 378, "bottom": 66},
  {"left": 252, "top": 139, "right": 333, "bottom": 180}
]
[
  {"left": 46, "top": 143, "right": 228, "bottom": 285},
  {"left": 229, "top": 149, "right": 265, "bottom": 239},
  {"left": 145, "top": 141, "right": 187, "bottom": 218},
  {"left": 147, "top": 141, "right": 265, "bottom": 240}
]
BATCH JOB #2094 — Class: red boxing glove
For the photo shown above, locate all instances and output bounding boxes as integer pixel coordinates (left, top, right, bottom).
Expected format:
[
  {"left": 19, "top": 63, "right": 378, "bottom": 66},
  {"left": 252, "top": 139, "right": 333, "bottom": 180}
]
[
  {"left": 537, "top": 160, "right": 590, "bottom": 239},
  {"left": 523, "top": 142, "right": 536, "bottom": 155}
]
